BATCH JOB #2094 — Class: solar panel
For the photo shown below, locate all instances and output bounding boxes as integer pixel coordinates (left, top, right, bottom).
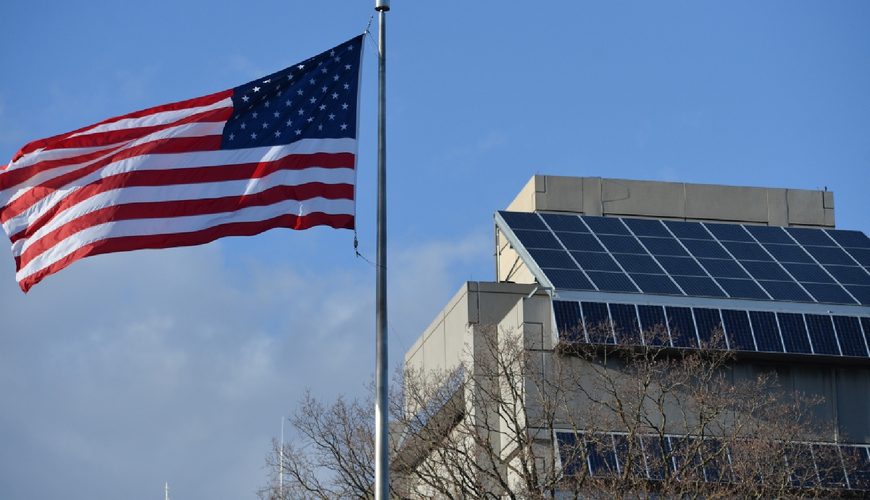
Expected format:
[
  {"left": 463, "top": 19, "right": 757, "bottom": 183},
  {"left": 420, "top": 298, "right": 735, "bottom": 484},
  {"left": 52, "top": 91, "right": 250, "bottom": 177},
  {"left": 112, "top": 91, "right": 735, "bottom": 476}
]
[
  {"left": 613, "top": 254, "right": 663, "bottom": 274},
  {"left": 637, "top": 305, "right": 670, "bottom": 346},
  {"left": 557, "top": 232, "right": 605, "bottom": 252},
  {"left": 657, "top": 256, "right": 707, "bottom": 276},
  {"left": 749, "top": 311, "right": 784, "bottom": 352},
  {"left": 693, "top": 308, "right": 723, "bottom": 346},
  {"left": 777, "top": 312, "right": 812, "bottom": 354},
  {"left": 639, "top": 236, "right": 689, "bottom": 256},
  {"left": 759, "top": 281, "right": 814, "bottom": 302},
  {"left": 585, "top": 435, "right": 619, "bottom": 477},
  {"left": 705, "top": 222, "right": 754, "bottom": 242},
  {"left": 813, "top": 444, "right": 848, "bottom": 489},
  {"left": 582, "top": 302, "right": 615, "bottom": 344},
  {"left": 667, "top": 306, "right": 698, "bottom": 348},
  {"left": 527, "top": 248, "right": 577, "bottom": 269},
  {"left": 609, "top": 303, "right": 641, "bottom": 344},
  {"left": 582, "top": 215, "right": 630, "bottom": 235},
  {"left": 721, "top": 309, "right": 757, "bottom": 351},
  {"left": 832, "top": 315, "right": 869, "bottom": 357},
  {"left": 586, "top": 271, "right": 639, "bottom": 293},
  {"left": 841, "top": 446, "right": 870, "bottom": 490},
  {"left": 622, "top": 217, "right": 671, "bottom": 237},
  {"left": 717, "top": 278, "right": 770, "bottom": 300},
  {"left": 540, "top": 212, "right": 588, "bottom": 232},
  {"left": 553, "top": 300, "right": 584, "bottom": 342},
  {"left": 805, "top": 314, "right": 841, "bottom": 355},
  {"left": 496, "top": 212, "right": 870, "bottom": 306}
]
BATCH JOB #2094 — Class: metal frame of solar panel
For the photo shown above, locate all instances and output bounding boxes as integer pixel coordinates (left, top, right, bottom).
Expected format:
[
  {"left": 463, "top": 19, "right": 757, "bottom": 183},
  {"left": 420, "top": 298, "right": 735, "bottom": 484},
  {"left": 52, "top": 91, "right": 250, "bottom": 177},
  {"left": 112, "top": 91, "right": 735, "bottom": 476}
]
[
  {"left": 495, "top": 211, "right": 870, "bottom": 306},
  {"left": 553, "top": 299, "right": 870, "bottom": 360},
  {"left": 554, "top": 431, "right": 870, "bottom": 492}
]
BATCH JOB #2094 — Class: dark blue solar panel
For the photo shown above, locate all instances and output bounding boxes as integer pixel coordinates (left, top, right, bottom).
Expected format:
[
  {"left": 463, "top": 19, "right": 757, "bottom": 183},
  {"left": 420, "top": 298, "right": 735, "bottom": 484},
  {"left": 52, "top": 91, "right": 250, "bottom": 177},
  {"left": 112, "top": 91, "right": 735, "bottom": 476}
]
[
  {"left": 759, "top": 281, "right": 813, "bottom": 302},
  {"left": 705, "top": 222, "right": 754, "bottom": 242},
  {"left": 721, "top": 309, "right": 756, "bottom": 350},
  {"left": 846, "top": 285, "right": 870, "bottom": 305},
  {"left": 630, "top": 274, "right": 682, "bottom": 295},
  {"left": 545, "top": 270, "right": 596, "bottom": 291},
  {"left": 598, "top": 235, "right": 647, "bottom": 254},
  {"left": 806, "top": 246, "right": 858, "bottom": 266},
  {"left": 744, "top": 225, "right": 794, "bottom": 244},
  {"left": 788, "top": 443, "right": 816, "bottom": 488},
  {"left": 571, "top": 251, "right": 621, "bottom": 272},
  {"left": 554, "top": 432, "right": 585, "bottom": 476},
  {"left": 749, "top": 311, "right": 784, "bottom": 352},
  {"left": 512, "top": 229, "right": 562, "bottom": 249},
  {"left": 763, "top": 244, "right": 815, "bottom": 264},
  {"left": 813, "top": 444, "right": 848, "bottom": 489},
  {"left": 622, "top": 218, "right": 670, "bottom": 237},
  {"left": 697, "top": 258, "right": 750, "bottom": 279},
  {"left": 498, "top": 211, "right": 546, "bottom": 230},
  {"left": 701, "top": 439, "right": 732, "bottom": 483},
  {"left": 741, "top": 261, "right": 792, "bottom": 281},
  {"left": 670, "top": 436, "right": 703, "bottom": 476},
  {"left": 666, "top": 306, "right": 698, "bottom": 348},
  {"left": 641, "top": 436, "right": 670, "bottom": 480},
  {"left": 848, "top": 248, "right": 870, "bottom": 267},
  {"left": 777, "top": 312, "right": 812, "bottom": 354},
  {"left": 672, "top": 275, "right": 727, "bottom": 297},
  {"left": 639, "top": 237, "right": 689, "bottom": 257},
  {"left": 832, "top": 316, "right": 868, "bottom": 357},
  {"left": 585, "top": 435, "right": 619, "bottom": 477},
  {"left": 553, "top": 300, "right": 584, "bottom": 342},
  {"left": 637, "top": 305, "right": 670, "bottom": 346},
  {"left": 557, "top": 232, "right": 605, "bottom": 252},
  {"left": 581, "top": 302, "right": 615, "bottom": 344},
  {"left": 664, "top": 219, "right": 714, "bottom": 239},
  {"left": 717, "top": 278, "right": 770, "bottom": 300},
  {"left": 540, "top": 212, "right": 588, "bottom": 232},
  {"left": 825, "top": 265, "right": 870, "bottom": 285},
  {"left": 610, "top": 303, "right": 641, "bottom": 344},
  {"left": 693, "top": 308, "right": 723, "bottom": 347},
  {"left": 802, "top": 283, "right": 858, "bottom": 304},
  {"left": 657, "top": 256, "right": 707, "bottom": 276},
  {"left": 828, "top": 230, "right": 870, "bottom": 249},
  {"left": 681, "top": 239, "right": 730, "bottom": 259},
  {"left": 841, "top": 446, "right": 870, "bottom": 490},
  {"left": 805, "top": 314, "right": 840, "bottom": 355},
  {"left": 613, "top": 254, "right": 663, "bottom": 274},
  {"left": 613, "top": 434, "right": 646, "bottom": 479},
  {"left": 787, "top": 227, "right": 837, "bottom": 247},
  {"left": 721, "top": 241, "right": 773, "bottom": 261},
  {"left": 582, "top": 216, "right": 631, "bottom": 235},
  {"left": 586, "top": 271, "right": 639, "bottom": 293},
  {"left": 783, "top": 263, "right": 835, "bottom": 283},
  {"left": 527, "top": 248, "right": 577, "bottom": 269}
]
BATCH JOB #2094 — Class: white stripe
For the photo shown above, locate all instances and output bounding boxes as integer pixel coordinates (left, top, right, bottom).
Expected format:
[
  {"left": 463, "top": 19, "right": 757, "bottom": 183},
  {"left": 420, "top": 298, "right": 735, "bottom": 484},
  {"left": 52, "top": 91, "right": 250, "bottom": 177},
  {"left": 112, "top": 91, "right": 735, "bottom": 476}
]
[
  {"left": 16, "top": 197, "right": 355, "bottom": 282},
  {"left": 11, "top": 166, "right": 355, "bottom": 257},
  {"left": 68, "top": 97, "right": 233, "bottom": 137},
  {"left": 2, "top": 137, "right": 357, "bottom": 237}
]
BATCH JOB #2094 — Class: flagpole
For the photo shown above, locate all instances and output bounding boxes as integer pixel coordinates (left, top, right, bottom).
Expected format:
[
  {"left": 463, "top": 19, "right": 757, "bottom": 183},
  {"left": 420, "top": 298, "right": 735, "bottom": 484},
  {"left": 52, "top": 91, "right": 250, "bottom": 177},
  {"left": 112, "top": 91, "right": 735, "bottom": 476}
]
[{"left": 374, "top": 2, "right": 390, "bottom": 500}]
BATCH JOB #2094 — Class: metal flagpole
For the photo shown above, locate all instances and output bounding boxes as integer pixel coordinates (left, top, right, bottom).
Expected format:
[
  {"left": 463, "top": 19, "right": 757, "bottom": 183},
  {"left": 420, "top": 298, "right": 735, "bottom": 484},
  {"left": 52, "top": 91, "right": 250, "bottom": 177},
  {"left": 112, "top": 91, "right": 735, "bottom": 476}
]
[{"left": 374, "top": 2, "right": 390, "bottom": 500}]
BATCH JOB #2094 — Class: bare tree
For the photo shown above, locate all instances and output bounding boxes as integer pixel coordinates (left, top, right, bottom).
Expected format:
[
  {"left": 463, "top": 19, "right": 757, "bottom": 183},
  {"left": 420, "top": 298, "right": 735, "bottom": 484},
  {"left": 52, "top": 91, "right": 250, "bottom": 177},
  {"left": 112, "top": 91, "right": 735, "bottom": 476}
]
[{"left": 260, "top": 322, "right": 861, "bottom": 500}]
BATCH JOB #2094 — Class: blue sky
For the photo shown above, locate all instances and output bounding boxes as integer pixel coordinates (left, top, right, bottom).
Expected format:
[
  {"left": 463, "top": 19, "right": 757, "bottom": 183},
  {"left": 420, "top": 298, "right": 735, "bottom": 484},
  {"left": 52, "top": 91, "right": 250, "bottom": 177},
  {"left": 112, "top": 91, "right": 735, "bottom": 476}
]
[{"left": 1, "top": 2, "right": 868, "bottom": 499}]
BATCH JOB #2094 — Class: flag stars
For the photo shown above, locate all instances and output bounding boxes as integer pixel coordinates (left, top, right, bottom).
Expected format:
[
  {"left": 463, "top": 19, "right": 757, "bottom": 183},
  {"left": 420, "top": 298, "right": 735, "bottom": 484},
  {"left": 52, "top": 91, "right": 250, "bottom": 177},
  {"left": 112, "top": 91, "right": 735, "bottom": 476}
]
[
  {"left": 229, "top": 133, "right": 235, "bottom": 140},
  {"left": 341, "top": 103, "right": 348, "bottom": 109},
  {"left": 251, "top": 132, "right": 258, "bottom": 139},
  {"left": 274, "top": 111, "right": 280, "bottom": 118},
  {"left": 295, "top": 129, "right": 302, "bottom": 135},
  {"left": 334, "top": 75, "right": 340, "bottom": 82},
  {"left": 321, "top": 68, "right": 328, "bottom": 74},
  {"left": 318, "top": 124, "right": 323, "bottom": 131},
  {"left": 297, "top": 89, "right": 304, "bottom": 95},
  {"left": 307, "top": 116, "right": 314, "bottom": 123},
  {"left": 332, "top": 92, "right": 339, "bottom": 99},
  {"left": 286, "top": 119, "right": 293, "bottom": 126},
  {"left": 263, "top": 79, "right": 271, "bottom": 84},
  {"left": 252, "top": 112, "right": 258, "bottom": 119},
  {"left": 286, "top": 100, "right": 292, "bottom": 106},
  {"left": 319, "top": 104, "right": 326, "bottom": 111},
  {"left": 242, "top": 95, "right": 250, "bottom": 102},
  {"left": 274, "top": 130, "right": 281, "bottom": 138},
  {"left": 345, "top": 64, "right": 351, "bottom": 70},
  {"left": 340, "top": 123, "right": 347, "bottom": 130},
  {"left": 309, "top": 78, "right": 316, "bottom": 85},
  {"left": 241, "top": 123, "right": 247, "bottom": 129},
  {"left": 328, "top": 113, "right": 335, "bottom": 120},
  {"left": 343, "top": 83, "right": 349, "bottom": 89},
  {"left": 298, "top": 109, "right": 305, "bottom": 115},
  {"left": 253, "top": 86, "right": 261, "bottom": 92},
  {"left": 264, "top": 101, "right": 270, "bottom": 107},
  {"left": 262, "top": 122, "right": 269, "bottom": 129},
  {"left": 297, "top": 64, "right": 305, "bottom": 70},
  {"left": 322, "top": 86, "right": 328, "bottom": 93},
  {"left": 309, "top": 97, "right": 317, "bottom": 104}
]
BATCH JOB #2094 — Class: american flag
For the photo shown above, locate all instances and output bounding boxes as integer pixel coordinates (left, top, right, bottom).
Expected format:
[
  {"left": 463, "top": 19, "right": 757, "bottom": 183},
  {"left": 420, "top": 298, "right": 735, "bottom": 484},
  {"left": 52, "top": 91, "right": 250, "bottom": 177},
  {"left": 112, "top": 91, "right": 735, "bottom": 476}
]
[{"left": 0, "top": 35, "right": 364, "bottom": 292}]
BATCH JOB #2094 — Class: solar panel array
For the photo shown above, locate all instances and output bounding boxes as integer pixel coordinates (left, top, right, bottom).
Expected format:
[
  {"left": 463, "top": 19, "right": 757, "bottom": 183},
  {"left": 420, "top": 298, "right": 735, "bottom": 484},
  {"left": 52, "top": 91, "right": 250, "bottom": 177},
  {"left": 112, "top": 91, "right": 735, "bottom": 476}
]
[
  {"left": 553, "top": 300, "right": 870, "bottom": 358},
  {"left": 555, "top": 431, "right": 870, "bottom": 491},
  {"left": 497, "top": 211, "right": 870, "bottom": 306}
]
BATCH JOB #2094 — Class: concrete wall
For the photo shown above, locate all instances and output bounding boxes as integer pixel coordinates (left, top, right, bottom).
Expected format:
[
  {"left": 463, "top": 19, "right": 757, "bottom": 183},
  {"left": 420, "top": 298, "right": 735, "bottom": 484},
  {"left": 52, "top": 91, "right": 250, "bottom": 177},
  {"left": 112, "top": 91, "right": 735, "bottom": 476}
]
[{"left": 506, "top": 175, "right": 835, "bottom": 228}]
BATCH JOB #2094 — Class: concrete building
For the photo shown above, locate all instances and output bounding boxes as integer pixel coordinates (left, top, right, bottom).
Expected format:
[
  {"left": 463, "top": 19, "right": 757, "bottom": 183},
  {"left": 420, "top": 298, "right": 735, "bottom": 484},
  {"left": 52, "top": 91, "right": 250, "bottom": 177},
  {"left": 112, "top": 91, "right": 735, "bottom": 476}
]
[{"left": 398, "top": 176, "right": 870, "bottom": 496}]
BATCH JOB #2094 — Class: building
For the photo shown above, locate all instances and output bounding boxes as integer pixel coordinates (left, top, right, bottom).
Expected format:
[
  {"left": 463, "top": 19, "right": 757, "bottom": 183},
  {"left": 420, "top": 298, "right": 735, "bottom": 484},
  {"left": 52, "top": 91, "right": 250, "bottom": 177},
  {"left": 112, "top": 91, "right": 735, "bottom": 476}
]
[{"left": 397, "top": 175, "right": 870, "bottom": 497}]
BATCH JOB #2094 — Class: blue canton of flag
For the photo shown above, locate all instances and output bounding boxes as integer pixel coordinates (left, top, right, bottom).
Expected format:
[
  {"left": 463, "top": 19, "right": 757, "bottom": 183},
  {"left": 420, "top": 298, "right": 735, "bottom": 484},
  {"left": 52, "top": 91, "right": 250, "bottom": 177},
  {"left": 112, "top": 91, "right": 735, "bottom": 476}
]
[{"left": 223, "top": 35, "right": 363, "bottom": 149}]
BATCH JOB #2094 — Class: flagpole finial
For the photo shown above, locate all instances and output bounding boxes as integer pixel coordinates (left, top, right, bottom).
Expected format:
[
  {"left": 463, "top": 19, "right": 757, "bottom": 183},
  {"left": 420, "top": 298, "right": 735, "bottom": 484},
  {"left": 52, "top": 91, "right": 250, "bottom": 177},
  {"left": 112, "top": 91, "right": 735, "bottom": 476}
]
[{"left": 375, "top": 0, "right": 390, "bottom": 11}]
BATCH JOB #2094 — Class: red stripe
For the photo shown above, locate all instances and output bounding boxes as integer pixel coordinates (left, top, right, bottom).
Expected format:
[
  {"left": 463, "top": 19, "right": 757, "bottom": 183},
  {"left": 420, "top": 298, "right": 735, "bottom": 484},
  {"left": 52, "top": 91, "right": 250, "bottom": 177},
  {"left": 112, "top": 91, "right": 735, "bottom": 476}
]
[
  {"left": 17, "top": 212, "right": 354, "bottom": 292},
  {"left": 17, "top": 182, "right": 354, "bottom": 267},
  {"left": 0, "top": 145, "right": 126, "bottom": 192},
  {"left": 11, "top": 90, "right": 233, "bottom": 162},
  {"left": 2, "top": 135, "right": 225, "bottom": 224}
]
